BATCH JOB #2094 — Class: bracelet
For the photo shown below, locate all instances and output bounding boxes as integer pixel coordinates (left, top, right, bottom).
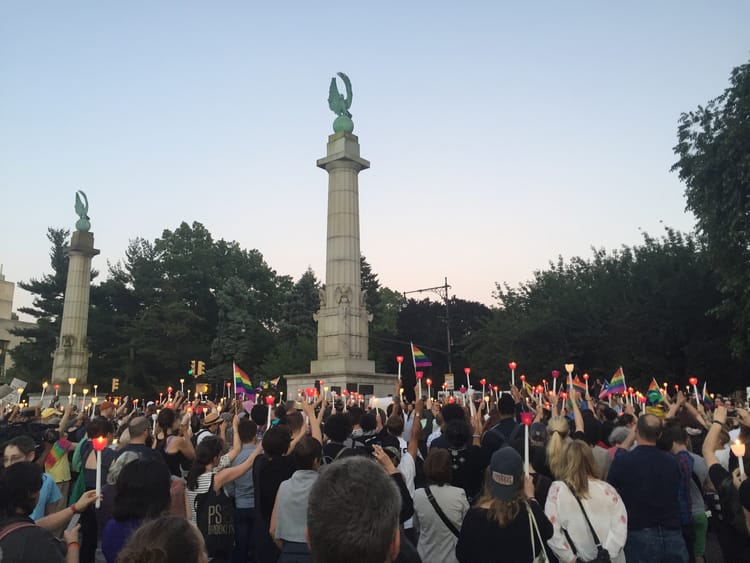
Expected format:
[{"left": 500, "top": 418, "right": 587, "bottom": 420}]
[
  {"left": 67, "top": 542, "right": 80, "bottom": 548},
  {"left": 712, "top": 420, "right": 724, "bottom": 426},
  {"left": 70, "top": 504, "right": 80, "bottom": 514}
]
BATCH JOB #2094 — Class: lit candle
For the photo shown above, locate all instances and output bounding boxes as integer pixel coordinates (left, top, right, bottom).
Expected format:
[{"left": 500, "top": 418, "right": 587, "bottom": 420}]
[
  {"left": 508, "top": 361, "right": 517, "bottom": 388},
  {"left": 583, "top": 373, "right": 589, "bottom": 395},
  {"left": 82, "top": 388, "right": 89, "bottom": 411},
  {"left": 480, "top": 378, "right": 486, "bottom": 398},
  {"left": 426, "top": 378, "right": 432, "bottom": 399},
  {"left": 68, "top": 377, "right": 77, "bottom": 405},
  {"left": 167, "top": 387, "right": 173, "bottom": 401},
  {"left": 265, "top": 395, "right": 274, "bottom": 430},
  {"left": 464, "top": 367, "right": 471, "bottom": 391},
  {"left": 92, "top": 435, "right": 107, "bottom": 508},
  {"left": 520, "top": 412, "right": 534, "bottom": 476},
  {"left": 89, "top": 396, "right": 98, "bottom": 418},
  {"left": 493, "top": 385, "right": 499, "bottom": 402},
  {"left": 416, "top": 371, "right": 423, "bottom": 399},
  {"left": 731, "top": 440, "right": 746, "bottom": 479},
  {"left": 16, "top": 387, "right": 24, "bottom": 408},
  {"left": 396, "top": 355, "right": 404, "bottom": 381},
  {"left": 180, "top": 378, "right": 185, "bottom": 393},
  {"left": 40, "top": 381, "right": 48, "bottom": 405},
  {"left": 93, "top": 384, "right": 98, "bottom": 398},
  {"left": 689, "top": 377, "right": 699, "bottom": 405},
  {"left": 564, "top": 364, "right": 574, "bottom": 393},
  {"left": 551, "top": 370, "right": 559, "bottom": 394}
]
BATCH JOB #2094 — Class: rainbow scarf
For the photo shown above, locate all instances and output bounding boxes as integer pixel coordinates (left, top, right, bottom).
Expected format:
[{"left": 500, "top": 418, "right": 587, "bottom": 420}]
[{"left": 45, "top": 438, "right": 71, "bottom": 471}]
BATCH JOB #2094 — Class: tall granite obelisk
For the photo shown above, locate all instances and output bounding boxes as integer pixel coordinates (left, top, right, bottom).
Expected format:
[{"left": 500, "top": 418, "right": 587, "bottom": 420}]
[
  {"left": 285, "top": 73, "right": 396, "bottom": 397},
  {"left": 51, "top": 191, "right": 99, "bottom": 386}
]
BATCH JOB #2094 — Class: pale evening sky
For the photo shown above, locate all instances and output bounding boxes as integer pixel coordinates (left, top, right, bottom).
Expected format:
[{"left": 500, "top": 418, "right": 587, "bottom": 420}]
[{"left": 2, "top": 2, "right": 749, "bottom": 320}]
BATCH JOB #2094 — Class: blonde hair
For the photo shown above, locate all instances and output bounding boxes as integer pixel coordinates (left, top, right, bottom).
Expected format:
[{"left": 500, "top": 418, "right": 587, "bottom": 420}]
[
  {"left": 558, "top": 439, "right": 599, "bottom": 498},
  {"left": 546, "top": 416, "right": 570, "bottom": 479},
  {"left": 476, "top": 470, "right": 526, "bottom": 527}
]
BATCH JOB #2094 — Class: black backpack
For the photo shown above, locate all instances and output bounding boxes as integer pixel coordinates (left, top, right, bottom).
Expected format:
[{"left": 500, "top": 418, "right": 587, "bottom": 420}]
[
  {"left": 321, "top": 443, "right": 353, "bottom": 465},
  {"left": 194, "top": 474, "right": 235, "bottom": 559}
]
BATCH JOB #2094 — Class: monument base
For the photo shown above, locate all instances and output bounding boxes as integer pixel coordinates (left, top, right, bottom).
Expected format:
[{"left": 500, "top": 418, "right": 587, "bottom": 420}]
[
  {"left": 51, "top": 346, "right": 90, "bottom": 385},
  {"left": 284, "top": 370, "right": 398, "bottom": 400}
]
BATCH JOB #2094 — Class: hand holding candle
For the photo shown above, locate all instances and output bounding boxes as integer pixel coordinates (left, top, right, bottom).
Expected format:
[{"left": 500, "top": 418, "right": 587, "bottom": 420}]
[
  {"left": 731, "top": 439, "right": 746, "bottom": 480},
  {"left": 508, "top": 361, "right": 517, "bottom": 387},
  {"left": 92, "top": 435, "right": 107, "bottom": 508},
  {"left": 520, "top": 411, "right": 534, "bottom": 476},
  {"left": 689, "top": 377, "right": 699, "bottom": 405}
]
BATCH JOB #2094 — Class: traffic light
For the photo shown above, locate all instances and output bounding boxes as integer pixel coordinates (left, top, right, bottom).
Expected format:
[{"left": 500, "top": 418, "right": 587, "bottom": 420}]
[
  {"left": 197, "top": 360, "right": 205, "bottom": 377},
  {"left": 112, "top": 378, "right": 119, "bottom": 392},
  {"left": 189, "top": 360, "right": 196, "bottom": 376}
]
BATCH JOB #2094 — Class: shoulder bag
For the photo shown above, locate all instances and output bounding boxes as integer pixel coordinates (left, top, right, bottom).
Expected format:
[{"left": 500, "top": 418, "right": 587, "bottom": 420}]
[
  {"left": 566, "top": 484, "right": 611, "bottom": 563},
  {"left": 424, "top": 485, "right": 460, "bottom": 537}
]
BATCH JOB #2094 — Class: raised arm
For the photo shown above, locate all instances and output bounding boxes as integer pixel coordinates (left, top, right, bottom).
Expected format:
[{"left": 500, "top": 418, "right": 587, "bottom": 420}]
[
  {"left": 702, "top": 405, "right": 726, "bottom": 468},
  {"left": 214, "top": 445, "right": 263, "bottom": 490}
]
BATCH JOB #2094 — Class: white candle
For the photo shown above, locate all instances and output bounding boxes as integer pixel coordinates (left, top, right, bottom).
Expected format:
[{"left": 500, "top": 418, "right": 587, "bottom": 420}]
[
  {"left": 731, "top": 439, "right": 746, "bottom": 480},
  {"left": 267, "top": 405, "right": 272, "bottom": 430},
  {"left": 95, "top": 449, "right": 102, "bottom": 508},
  {"left": 524, "top": 424, "right": 529, "bottom": 476}
]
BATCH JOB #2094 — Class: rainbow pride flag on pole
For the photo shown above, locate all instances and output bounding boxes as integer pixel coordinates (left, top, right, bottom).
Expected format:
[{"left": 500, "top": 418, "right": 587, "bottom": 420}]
[
  {"left": 233, "top": 362, "right": 254, "bottom": 398},
  {"left": 411, "top": 342, "right": 432, "bottom": 368},
  {"left": 572, "top": 376, "right": 587, "bottom": 396},
  {"left": 608, "top": 367, "right": 626, "bottom": 395}
]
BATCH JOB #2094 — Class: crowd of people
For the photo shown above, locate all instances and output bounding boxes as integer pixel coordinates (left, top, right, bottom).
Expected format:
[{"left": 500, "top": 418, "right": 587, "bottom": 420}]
[{"left": 0, "top": 379, "right": 748, "bottom": 563}]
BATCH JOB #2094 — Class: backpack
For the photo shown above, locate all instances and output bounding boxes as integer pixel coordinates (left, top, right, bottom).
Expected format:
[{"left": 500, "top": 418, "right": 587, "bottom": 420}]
[
  {"left": 194, "top": 474, "right": 235, "bottom": 559},
  {"left": 489, "top": 421, "right": 522, "bottom": 450},
  {"left": 321, "top": 443, "right": 353, "bottom": 465},
  {"left": 192, "top": 429, "right": 211, "bottom": 448}
]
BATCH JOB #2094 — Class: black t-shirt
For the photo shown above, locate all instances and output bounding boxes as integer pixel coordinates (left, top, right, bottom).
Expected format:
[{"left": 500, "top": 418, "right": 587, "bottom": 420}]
[
  {"left": 480, "top": 418, "right": 521, "bottom": 462},
  {"left": 431, "top": 440, "right": 485, "bottom": 502},
  {"left": 708, "top": 463, "right": 750, "bottom": 563},
  {"left": 456, "top": 501, "right": 553, "bottom": 563},
  {"left": 252, "top": 454, "right": 296, "bottom": 523}
]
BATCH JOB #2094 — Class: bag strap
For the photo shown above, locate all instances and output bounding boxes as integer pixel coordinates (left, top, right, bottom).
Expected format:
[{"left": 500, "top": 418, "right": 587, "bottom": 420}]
[
  {"left": 567, "top": 484, "right": 603, "bottom": 548},
  {"left": 526, "top": 502, "right": 547, "bottom": 561},
  {"left": 0, "top": 522, "right": 36, "bottom": 542},
  {"left": 425, "top": 486, "right": 460, "bottom": 537}
]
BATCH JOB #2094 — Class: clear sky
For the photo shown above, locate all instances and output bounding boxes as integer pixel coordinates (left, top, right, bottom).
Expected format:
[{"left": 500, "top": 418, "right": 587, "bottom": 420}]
[{"left": 2, "top": 2, "right": 749, "bottom": 320}]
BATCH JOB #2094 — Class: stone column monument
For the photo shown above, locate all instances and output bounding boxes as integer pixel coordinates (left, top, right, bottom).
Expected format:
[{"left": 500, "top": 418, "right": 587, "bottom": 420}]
[
  {"left": 51, "top": 191, "right": 99, "bottom": 386},
  {"left": 285, "top": 73, "right": 396, "bottom": 398}
]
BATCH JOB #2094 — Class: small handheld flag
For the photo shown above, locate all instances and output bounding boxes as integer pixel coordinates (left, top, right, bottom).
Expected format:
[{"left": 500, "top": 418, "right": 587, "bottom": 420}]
[
  {"left": 411, "top": 343, "right": 432, "bottom": 368},
  {"left": 608, "top": 367, "right": 626, "bottom": 395}
]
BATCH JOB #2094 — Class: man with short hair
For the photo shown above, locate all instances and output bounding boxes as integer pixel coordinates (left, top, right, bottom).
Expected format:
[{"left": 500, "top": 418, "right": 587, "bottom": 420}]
[
  {"left": 307, "top": 457, "right": 402, "bottom": 563},
  {"left": 117, "top": 416, "right": 160, "bottom": 462},
  {"left": 608, "top": 414, "right": 688, "bottom": 562},
  {"left": 480, "top": 394, "right": 521, "bottom": 460},
  {"left": 225, "top": 418, "right": 258, "bottom": 563}
]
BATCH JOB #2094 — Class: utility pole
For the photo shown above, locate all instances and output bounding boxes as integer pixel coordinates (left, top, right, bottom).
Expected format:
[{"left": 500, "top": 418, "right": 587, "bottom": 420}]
[{"left": 403, "top": 277, "right": 453, "bottom": 375}]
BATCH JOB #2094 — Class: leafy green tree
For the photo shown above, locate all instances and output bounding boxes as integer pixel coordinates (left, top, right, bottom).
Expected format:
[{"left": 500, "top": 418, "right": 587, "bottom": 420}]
[
  {"left": 467, "top": 230, "right": 747, "bottom": 392},
  {"left": 672, "top": 58, "right": 750, "bottom": 355},
  {"left": 8, "top": 228, "right": 70, "bottom": 385}
]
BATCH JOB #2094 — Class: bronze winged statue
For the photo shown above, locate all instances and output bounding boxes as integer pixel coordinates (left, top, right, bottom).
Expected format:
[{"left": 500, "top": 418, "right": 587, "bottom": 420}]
[
  {"left": 328, "top": 72, "right": 353, "bottom": 118},
  {"left": 74, "top": 190, "right": 91, "bottom": 231}
]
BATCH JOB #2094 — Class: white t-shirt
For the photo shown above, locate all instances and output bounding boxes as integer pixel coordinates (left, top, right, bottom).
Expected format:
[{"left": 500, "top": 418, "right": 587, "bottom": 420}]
[{"left": 399, "top": 452, "right": 416, "bottom": 530}]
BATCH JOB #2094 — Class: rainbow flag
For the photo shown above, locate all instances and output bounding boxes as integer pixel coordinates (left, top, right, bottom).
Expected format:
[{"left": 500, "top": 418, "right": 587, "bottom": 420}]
[
  {"left": 572, "top": 376, "right": 587, "bottom": 396},
  {"left": 411, "top": 343, "right": 432, "bottom": 368},
  {"left": 233, "top": 362, "right": 253, "bottom": 397},
  {"left": 646, "top": 377, "right": 664, "bottom": 405},
  {"left": 701, "top": 382, "right": 712, "bottom": 407},
  {"left": 608, "top": 367, "right": 626, "bottom": 395}
]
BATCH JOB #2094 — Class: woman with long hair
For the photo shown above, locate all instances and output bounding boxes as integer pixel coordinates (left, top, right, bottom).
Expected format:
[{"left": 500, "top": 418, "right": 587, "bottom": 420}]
[
  {"left": 0, "top": 462, "right": 81, "bottom": 563},
  {"left": 185, "top": 432, "right": 261, "bottom": 523},
  {"left": 156, "top": 408, "right": 195, "bottom": 477},
  {"left": 456, "top": 447, "right": 553, "bottom": 562},
  {"left": 102, "top": 458, "right": 172, "bottom": 563},
  {"left": 546, "top": 416, "right": 571, "bottom": 479},
  {"left": 544, "top": 439, "right": 628, "bottom": 563}
]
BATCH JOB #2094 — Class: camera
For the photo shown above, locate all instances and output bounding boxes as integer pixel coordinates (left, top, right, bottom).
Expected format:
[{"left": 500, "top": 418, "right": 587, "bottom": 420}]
[{"left": 42, "top": 428, "right": 60, "bottom": 444}]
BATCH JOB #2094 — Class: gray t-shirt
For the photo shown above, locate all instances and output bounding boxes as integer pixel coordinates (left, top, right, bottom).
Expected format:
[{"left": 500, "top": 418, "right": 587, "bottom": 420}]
[
  {"left": 413, "top": 484, "right": 469, "bottom": 563},
  {"left": 274, "top": 469, "right": 319, "bottom": 543},
  {"left": 688, "top": 451, "right": 709, "bottom": 516}
]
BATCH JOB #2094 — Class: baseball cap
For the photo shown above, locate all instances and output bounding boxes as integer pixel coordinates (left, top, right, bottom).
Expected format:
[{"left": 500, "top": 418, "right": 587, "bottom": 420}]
[
  {"left": 489, "top": 447, "right": 523, "bottom": 500},
  {"left": 41, "top": 407, "right": 63, "bottom": 419},
  {"left": 529, "top": 423, "right": 547, "bottom": 444}
]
